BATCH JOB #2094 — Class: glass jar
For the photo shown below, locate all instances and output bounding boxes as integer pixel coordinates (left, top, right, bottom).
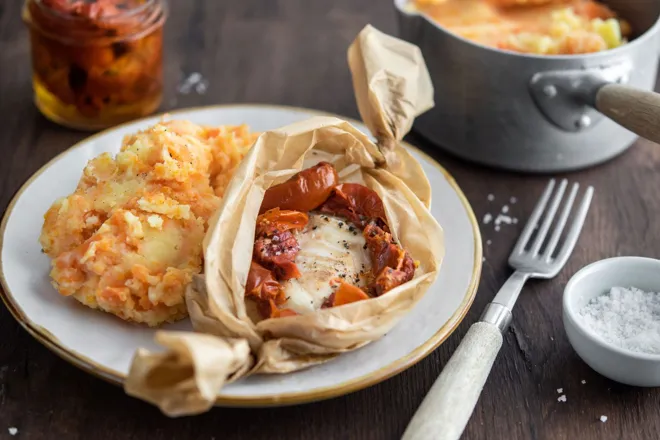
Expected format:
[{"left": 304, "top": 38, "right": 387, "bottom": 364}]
[{"left": 23, "top": 0, "right": 168, "bottom": 131}]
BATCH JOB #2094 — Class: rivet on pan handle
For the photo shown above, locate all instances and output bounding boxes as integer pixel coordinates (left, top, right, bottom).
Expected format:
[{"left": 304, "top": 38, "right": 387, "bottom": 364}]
[{"left": 529, "top": 63, "right": 631, "bottom": 132}]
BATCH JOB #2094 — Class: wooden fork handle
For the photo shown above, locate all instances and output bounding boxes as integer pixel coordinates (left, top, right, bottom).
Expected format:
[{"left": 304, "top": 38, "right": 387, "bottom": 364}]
[{"left": 401, "top": 322, "right": 503, "bottom": 440}]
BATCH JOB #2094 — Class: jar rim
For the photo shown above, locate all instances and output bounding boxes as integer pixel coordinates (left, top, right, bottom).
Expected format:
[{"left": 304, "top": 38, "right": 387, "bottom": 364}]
[
  {"left": 24, "top": 0, "right": 168, "bottom": 45},
  {"left": 31, "top": 0, "right": 162, "bottom": 23}
]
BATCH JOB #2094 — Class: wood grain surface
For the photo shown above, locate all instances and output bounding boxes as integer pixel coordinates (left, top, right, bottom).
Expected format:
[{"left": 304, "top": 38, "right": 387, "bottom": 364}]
[{"left": 2, "top": 0, "right": 660, "bottom": 439}]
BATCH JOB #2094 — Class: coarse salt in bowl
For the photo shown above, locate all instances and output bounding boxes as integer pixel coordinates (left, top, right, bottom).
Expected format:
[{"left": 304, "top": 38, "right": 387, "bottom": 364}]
[{"left": 563, "top": 257, "right": 660, "bottom": 387}]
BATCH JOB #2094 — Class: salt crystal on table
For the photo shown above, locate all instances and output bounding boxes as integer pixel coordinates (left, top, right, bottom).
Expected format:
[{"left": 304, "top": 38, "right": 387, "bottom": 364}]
[
  {"left": 495, "top": 226, "right": 500, "bottom": 231},
  {"left": 510, "top": 197, "right": 517, "bottom": 204},
  {"left": 600, "top": 415, "right": 608, "bottom": 422},
  {"left": 486, "top": 240, "right": 492, "bottom": 246},
  {"left": 581, "top": 380, "right": 586, "bottom": 384},
  {"left": 557, "top": 388, "right": 563, "bottom": 393},
  {"left": 186, "top": 72, "right": 202, "bottom": 83},
  {"left": 8, "top": 427, "right": 17, "bottom": 436},
  {"left": 177, "top": 73, "right": 198, "bottom": 94},
  {"left": 502, "top": 205, "right": 509, "bottom": 213},
  {"left": 483, "top": 213, "right": 493, "bottom": 224},
  {"left": 195, "top": 80, "right": 209, "bottom": 94},
  {"left": 579, "top": 286, "right": 660, "bottom": 355},
  {"left": 487, "top": 194, "right": 494, "bottom": 201},
  {"left": 557, "top": 395, "right": 567, "bottom": 402},
  {"left": 513, "top": 218, "right": 518, "bottom": 224},
  {"left": 178, "top": 72, "right": 207, "bottom": 95}
]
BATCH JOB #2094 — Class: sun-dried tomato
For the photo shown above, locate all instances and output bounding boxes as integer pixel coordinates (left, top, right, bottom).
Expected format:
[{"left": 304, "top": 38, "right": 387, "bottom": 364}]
[
  {"left": 255, "top": 208, "right": 308, "bottom": 237},
  {"left": 260, "top": 162, "right": 339, "bottom": 214},
  {"left": 245, "top": 261, "right": 285, "bottom": 304},
  {"left": 332, "top": 282, "right": 370, "bottom": 306},
  {"left": 363, "top": 222, "right": 415, "bottom": 296},
  {"left": 254, "top": 209, "right": 307, "bottom": 280},
  {"left": 369, "top": 267, "right": 413, "bottom": 297},
  {"left": 253, "top": 230, "right": 301, "bottom": 280},
  {"left": 319, "top": 183, "right": 388, "bottom": 230}
]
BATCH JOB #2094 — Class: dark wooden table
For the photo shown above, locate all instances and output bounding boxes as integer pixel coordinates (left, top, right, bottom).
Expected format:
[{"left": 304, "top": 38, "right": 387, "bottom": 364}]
[{"left": 2, "top": 0, "right": 660, "bottom": 439}]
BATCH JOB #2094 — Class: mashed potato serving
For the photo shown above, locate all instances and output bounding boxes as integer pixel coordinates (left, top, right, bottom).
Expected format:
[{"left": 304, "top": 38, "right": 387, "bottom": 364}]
[
  {"left": 411, "top": 0, "right": 631, "bottom": 55},
  {"left": 40, "top": 120, "right": 258, "bottom": 326}
]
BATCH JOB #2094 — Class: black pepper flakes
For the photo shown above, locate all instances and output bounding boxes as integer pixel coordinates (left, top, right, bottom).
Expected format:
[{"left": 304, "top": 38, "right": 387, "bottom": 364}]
[
  {"left": 363, "top": 244, "right": 368, "bottom": 250},
  {"left": 338, "top": 222, "right": 344, "bottom": 228}
]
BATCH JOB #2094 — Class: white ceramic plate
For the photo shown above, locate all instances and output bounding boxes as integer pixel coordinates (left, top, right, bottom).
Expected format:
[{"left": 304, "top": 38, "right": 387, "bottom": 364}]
[{"left": 0, "top": 105, "right": 482, "bottom": 406}]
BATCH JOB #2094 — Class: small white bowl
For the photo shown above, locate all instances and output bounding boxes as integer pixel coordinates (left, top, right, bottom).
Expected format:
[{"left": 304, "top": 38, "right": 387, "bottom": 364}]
[{"left": 563, "top": 256, "right": 660, "bottom": 387}]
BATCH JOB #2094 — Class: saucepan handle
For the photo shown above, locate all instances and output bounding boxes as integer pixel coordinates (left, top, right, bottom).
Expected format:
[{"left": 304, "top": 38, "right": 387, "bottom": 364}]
[
  {"left": 529, "top": 64, "right": 660, "bottom": 142},
  {"left": 594, "top": 84, "right": 660, "bottom": 145}
]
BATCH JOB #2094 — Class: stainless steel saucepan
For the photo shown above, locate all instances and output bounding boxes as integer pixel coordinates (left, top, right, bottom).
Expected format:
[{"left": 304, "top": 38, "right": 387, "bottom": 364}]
[{"left": 395, "top": 0, "right": 660, "bottom": 172}]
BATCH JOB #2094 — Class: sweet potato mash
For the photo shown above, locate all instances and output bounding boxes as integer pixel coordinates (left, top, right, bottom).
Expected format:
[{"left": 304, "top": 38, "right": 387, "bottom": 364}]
[
  {"left": 40, "top": 120, "right": 257, "bottom": 326},
  {"left": 411, "top": 0, "right": 631, "bottom": 54}
]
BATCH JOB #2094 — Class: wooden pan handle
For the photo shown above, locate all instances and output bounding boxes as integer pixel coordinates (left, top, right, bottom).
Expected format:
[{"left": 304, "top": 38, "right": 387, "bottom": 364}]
[{"left": 595, "top": 84, "right": 660, "bottom": 145}]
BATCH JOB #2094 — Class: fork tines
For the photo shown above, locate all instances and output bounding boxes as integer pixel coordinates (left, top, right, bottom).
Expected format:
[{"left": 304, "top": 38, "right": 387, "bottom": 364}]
[{"left": 512, "top": 179, "right": 593, "bottom": 266}]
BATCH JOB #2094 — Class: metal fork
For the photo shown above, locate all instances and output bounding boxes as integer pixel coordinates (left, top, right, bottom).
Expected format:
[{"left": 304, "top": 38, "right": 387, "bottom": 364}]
[{"left": 402, "top": 179, "right": 594, "bottom": 440}]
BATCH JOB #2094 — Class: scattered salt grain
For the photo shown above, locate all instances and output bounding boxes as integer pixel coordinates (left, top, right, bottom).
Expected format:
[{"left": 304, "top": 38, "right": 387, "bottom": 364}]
[
  {"left": 502, "top": 205, "right": 509, "bottom": 213},
  {"left": 510, "top": 197, "right": 517, "bottom": 204},
  {"left": 581, "top": 380, "right": 586, "bottom": 384},
  {"left": 483, "top": 213, "right": 493, "bottom": 225},
  {"left": 8, "top": 427, "right": 17, "bottom": 436},
  {"left": 600, "top": 415, "right": 608, "bottom": 423},
  {"left": 487, "top": 194, "right": 494, "bottom": 201},
  {"left": 177, "top": 72, "right": 209, "bottom": 95},
  {"left": 186, "top": 72, "right": 202, "bottom": 83},
  {"left": 557, "top": 395, "right": 567, "bottom": 402},
  {"left": 579, "top": 286, "right": 660, "bottom": 355},
  {"left": 495, "top": 226, "right": 500, "bottom": 231},
  {"left": 557, "top": 388, "right": 563, "bottom": 393},
  {"left": 486, "top": 240, "right": 492, "bottom": 246},
  {"left": 513, "top": 218, "right": 518, "bottom": 224},
  {"left": 195, "top": 80, "right": 209, "bottom": 94},
  {"left": 495, "top": 214, "right": 513, "bottom": 225}
]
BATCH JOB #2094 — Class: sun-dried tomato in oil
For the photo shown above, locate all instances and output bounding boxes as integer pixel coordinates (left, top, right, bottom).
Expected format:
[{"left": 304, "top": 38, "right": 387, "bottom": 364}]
[{"left": 23, "top": 0, "right": 167, "bottom": 130}]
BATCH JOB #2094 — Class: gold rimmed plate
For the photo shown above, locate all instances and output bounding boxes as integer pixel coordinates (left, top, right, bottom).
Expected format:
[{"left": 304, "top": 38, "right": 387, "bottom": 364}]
[{"left": 0, "top": 104, "right": 482, "bottom": 406}]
